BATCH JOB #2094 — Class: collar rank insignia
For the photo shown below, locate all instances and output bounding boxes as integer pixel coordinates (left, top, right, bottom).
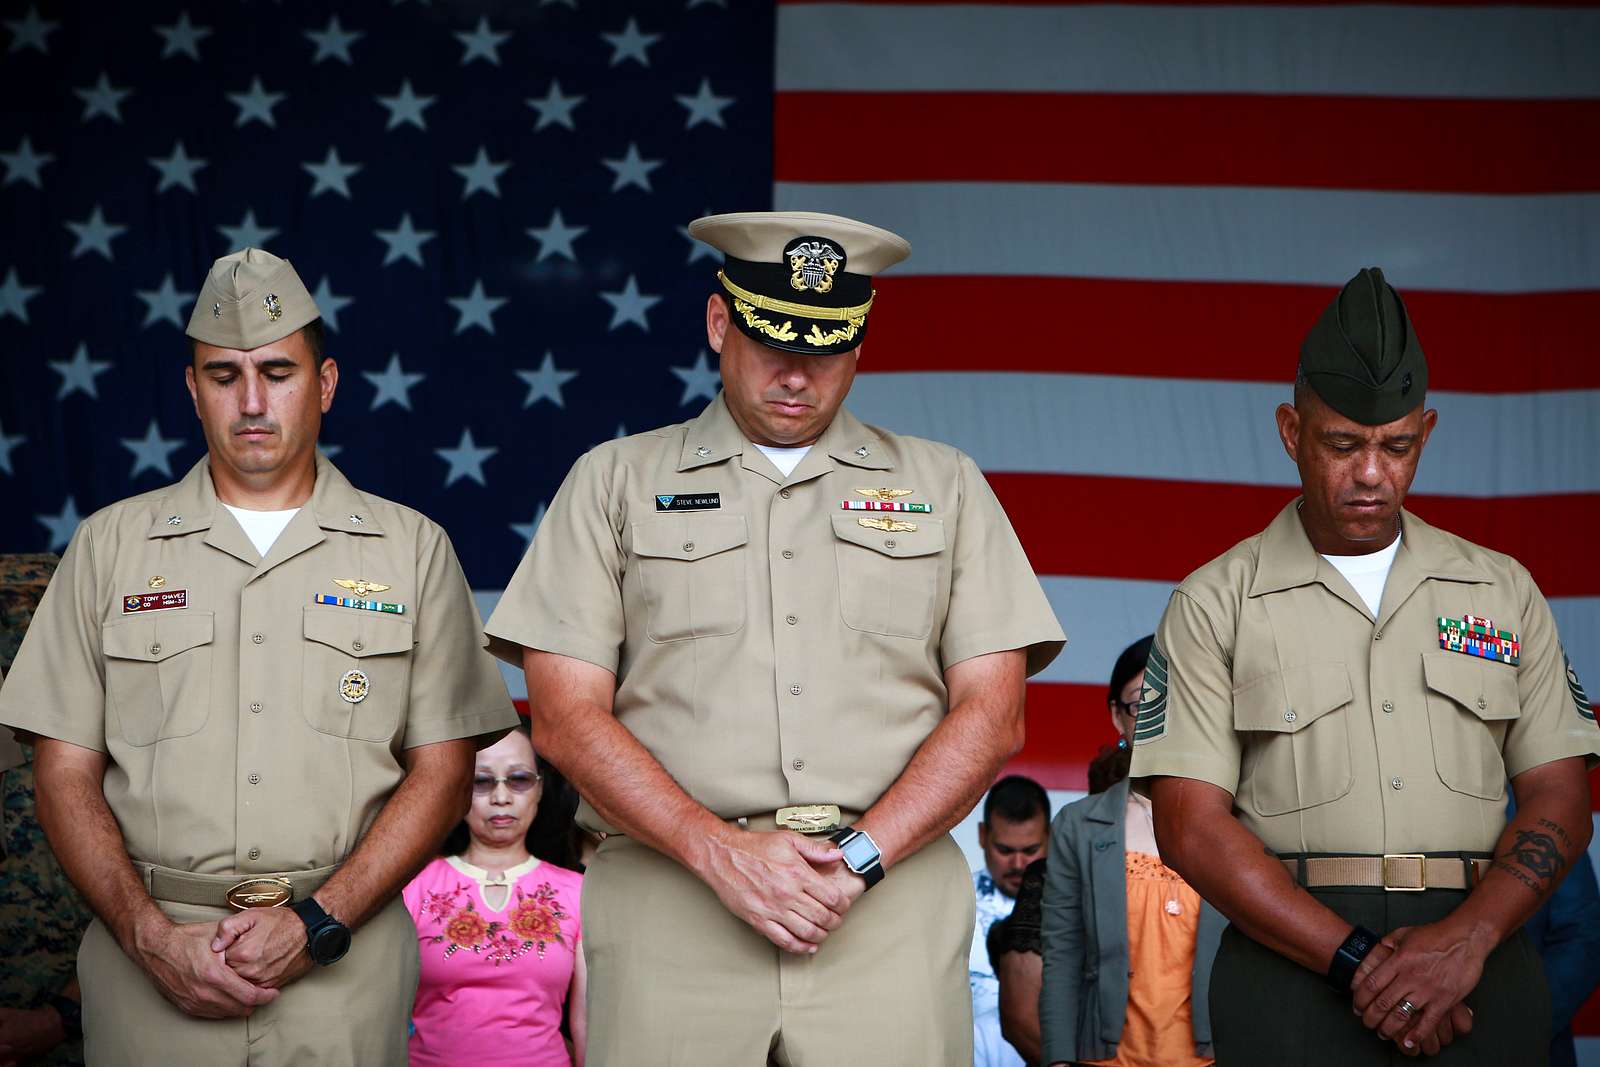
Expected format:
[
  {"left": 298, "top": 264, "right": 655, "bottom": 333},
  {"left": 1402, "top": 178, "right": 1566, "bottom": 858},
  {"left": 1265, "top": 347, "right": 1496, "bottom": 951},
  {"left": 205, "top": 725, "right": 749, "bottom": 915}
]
[
  {"left": 1438, "top": 615, "right": 1520, "bottom": 665},
  {"left": 858, "top": 517, "right": 917, "bottom": 533},
  {"left": 334, "top": 577, "right": 390, "bottom": 598}
]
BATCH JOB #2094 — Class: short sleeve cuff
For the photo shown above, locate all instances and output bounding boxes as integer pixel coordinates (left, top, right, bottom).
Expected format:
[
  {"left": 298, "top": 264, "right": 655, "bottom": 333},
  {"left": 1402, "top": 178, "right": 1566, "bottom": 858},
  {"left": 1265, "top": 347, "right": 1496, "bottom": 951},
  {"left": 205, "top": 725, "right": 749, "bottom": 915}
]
[
  {"left": 942, "top": 627, "right": 1065, "bottom": 678},
  {"left": 483, "top": 625, "right": 620, "bottom": 675},
  {"left": 1126, "top": 750, "right": 1240, "bottom": 797},
  {"left": 1504, "top": 734, "right": 1600, "bottom": 780},
  {"left": 0, "top": 712, "right": 107, "bottom": 755},
  {"left": 403, "top": 702, "right": 520, "bottom": 749}
]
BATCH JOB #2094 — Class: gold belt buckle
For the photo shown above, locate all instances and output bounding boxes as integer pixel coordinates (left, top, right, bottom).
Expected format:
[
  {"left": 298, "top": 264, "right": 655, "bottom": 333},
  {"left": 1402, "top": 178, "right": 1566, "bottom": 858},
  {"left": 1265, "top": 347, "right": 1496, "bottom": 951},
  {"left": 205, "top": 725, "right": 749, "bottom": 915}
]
[
  {"left": 1381, "top": 854, "right": 1427, "bottom": 892},
  {"left": 226, "top": 877, "right": 294, "bottom": 909},
  {"left": 776, "top": 804, "right": 842, "bottom": 834}
]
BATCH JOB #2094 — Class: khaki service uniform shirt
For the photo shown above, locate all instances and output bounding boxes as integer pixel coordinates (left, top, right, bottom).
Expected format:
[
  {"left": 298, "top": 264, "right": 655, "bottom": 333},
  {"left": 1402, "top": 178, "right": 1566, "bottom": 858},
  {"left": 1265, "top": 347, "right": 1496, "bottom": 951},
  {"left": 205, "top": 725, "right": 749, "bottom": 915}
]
[
  {"left": 0, "top": 454, "right": 517, "bottom": 877},
  {"left": 486, "top": 395, "right": 1064, "bottom": 828},
  {"left": 1130, "top": 501, "right": 1600, "bottom": 855}
]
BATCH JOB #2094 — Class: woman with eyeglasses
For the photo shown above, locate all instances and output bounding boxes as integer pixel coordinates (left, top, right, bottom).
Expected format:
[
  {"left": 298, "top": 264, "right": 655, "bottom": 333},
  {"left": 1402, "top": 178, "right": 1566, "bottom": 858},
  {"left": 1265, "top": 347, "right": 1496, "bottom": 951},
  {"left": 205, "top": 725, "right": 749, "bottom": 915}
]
[
  {"left": 1039, "top": 635, "right": 1222, "bottom": 1067},
  {"left": 402, "top": 723, "right": 588, "bottom": 1066}
]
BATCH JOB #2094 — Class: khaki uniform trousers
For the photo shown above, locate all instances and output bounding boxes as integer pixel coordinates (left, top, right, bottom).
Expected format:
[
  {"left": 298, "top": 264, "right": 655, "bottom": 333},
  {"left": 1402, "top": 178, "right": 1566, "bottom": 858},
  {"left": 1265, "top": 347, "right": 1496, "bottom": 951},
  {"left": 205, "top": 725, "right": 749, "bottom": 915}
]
[
  {"left": 583, "top": 829, "right": 976, "bottom": 1066},
  {"left": 78, "top": 895, "right": 419, "bottom": 1067},
  {"left": 1209, "top": 887, "right": 1549, "bottom": 1066}
]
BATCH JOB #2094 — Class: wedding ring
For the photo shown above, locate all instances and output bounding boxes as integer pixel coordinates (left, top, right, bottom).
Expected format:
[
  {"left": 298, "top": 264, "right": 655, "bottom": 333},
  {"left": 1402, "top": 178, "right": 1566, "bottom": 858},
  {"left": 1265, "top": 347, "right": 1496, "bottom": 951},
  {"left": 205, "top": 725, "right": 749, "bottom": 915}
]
[{"left": 1396, "top": 999, "right": 1418, "bottom": 1019}]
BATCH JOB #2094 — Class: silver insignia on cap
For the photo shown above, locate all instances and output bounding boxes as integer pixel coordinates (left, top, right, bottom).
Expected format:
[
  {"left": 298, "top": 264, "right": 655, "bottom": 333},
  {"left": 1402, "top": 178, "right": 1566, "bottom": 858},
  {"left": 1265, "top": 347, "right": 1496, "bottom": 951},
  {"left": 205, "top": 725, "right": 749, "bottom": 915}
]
[{"left": 262, "top": 293, "right": 283, "bottom": 322}]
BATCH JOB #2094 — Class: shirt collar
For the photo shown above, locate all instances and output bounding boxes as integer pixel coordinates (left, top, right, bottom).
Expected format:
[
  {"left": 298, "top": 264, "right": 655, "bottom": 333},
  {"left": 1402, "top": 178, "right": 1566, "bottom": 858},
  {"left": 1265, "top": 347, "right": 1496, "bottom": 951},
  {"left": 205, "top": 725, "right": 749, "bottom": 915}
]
[
  {"left": 1248, "top": 498, "right": 1491, "bottom": 598},
  {"left": 146, "top": 451, "right": 385, "bottom": 539},
  {"left": 677, "top": 392, "right": 894, "bottom": 473}
]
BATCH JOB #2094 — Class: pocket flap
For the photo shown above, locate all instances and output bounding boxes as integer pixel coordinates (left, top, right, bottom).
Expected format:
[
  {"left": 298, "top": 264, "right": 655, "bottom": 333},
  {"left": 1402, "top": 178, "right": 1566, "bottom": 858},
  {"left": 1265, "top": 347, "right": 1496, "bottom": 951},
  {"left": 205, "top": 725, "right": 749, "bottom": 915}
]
[
  {"left": 1423, "top": 650, "right": 1520, "bottom": 721},
  {"left": 1233, "top": 662, "right": 1352, "bottom": 734},
  {"left": 830, "top": 513, "right": 946, "bottom": 558},
  {"left": 631, "top": 514, "right": 749, "bottom": 561},
  {"left": 303, "top": 606, "right": 414, "bottom": 657},
  {"left": 103, "top": 612, "right": 214, "bottom": 663}
]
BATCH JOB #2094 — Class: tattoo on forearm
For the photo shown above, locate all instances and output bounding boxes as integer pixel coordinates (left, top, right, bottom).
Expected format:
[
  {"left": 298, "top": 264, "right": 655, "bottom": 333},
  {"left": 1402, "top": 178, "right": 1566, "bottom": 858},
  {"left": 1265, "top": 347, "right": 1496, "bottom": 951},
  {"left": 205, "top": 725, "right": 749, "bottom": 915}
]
[
  {"left": 1493, "top": 828, "right": 1569, "bottom": 897},
  {"left": 1537, "top": 818, "right": 1574, "bottom": 850}
]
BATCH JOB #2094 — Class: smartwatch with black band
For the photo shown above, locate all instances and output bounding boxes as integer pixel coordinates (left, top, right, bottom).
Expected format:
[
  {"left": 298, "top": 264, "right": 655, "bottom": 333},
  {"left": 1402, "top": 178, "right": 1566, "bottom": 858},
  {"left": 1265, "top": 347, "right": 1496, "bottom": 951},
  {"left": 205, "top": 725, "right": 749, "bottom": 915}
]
[
  {"left": 1326, "top": 925, "right": 1380, "bottom": 992},
  {"left": 828, "top": 826, "right": 884, "bottom": 890},
  {"left": 291, "top": 896, "right": 352, "bottom": 966}
]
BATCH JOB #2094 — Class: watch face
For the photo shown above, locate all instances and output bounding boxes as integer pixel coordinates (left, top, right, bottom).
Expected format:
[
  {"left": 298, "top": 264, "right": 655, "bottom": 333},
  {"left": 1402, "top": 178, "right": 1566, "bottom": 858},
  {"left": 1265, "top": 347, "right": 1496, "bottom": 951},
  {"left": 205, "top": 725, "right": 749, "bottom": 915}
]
[
  {"left": 313, "top": 923, "right": 353, "bottom": 965},
  {"left": 840, "top": 832, "right": 879, "bottom": 871}
]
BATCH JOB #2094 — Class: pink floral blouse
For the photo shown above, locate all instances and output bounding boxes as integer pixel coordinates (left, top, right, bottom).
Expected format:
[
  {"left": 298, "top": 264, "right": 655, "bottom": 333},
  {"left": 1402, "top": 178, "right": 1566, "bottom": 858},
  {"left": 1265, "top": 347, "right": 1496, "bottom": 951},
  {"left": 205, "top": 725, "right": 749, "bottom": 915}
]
[{"left": 403, "top": 855, "right": 583, "bottom": 1067}]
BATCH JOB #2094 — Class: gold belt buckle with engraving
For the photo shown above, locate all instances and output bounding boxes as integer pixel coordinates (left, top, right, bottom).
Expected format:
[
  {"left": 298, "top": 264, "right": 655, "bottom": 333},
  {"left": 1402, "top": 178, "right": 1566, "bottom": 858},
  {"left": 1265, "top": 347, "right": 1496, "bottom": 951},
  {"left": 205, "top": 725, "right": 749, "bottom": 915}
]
[
  {"left": 776, "top": 804, "right": 842, "bottom": 834},
  {"left": 226, "top": 877, "right": 294, "bottom": 910}
]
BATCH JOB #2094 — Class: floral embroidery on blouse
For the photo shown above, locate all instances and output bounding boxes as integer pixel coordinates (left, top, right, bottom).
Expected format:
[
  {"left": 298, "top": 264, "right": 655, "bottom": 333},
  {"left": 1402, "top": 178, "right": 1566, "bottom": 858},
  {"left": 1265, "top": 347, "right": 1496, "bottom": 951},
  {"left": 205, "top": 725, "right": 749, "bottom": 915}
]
[{"left": 421, "top": 879, "right": 570, "bottom": 964}]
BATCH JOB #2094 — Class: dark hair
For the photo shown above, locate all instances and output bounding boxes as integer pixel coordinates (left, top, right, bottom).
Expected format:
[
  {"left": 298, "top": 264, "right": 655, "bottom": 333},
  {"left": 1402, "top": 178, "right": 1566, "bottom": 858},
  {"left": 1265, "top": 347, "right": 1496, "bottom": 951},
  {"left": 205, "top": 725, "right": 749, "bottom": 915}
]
[
  {"left": 440, "top": 721, "right": 581, "bottom": 870},
  {"left": 1088, "top": 634, "right": 1157, "bottom": 793},
  {"left": 188, "top": 318, "right": 328, "bottom": 366},
  {"left": 982, "top": 774, "right": 1049, "bottom": 827}
]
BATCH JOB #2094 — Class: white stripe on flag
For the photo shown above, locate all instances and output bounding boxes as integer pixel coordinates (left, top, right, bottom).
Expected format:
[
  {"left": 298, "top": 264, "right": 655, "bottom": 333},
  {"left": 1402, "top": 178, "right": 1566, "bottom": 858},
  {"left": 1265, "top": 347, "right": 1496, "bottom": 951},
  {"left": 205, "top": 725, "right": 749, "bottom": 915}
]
[
  {"left": 773, "top": 182, "right": 1600, "bottom": 293},
  {"left": 777, "top": 4, "right": 1600, "bottom": 98},
  {"left": 847, "top": 374, "right": 1600, "bottom": 498}
]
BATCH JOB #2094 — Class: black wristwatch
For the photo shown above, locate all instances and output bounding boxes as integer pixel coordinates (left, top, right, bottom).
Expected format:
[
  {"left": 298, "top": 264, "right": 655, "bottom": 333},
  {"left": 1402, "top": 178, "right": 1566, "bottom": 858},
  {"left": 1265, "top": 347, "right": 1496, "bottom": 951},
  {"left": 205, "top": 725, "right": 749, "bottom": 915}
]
[
  {"left": 829, "top": 826, "right": 884, "bottom": 890},
  {"left": 1326, "top": 925, "right": 1380, "bottom": 992},
  {"left": 291, "top": 896, "right": 352, "bottom": 966}
]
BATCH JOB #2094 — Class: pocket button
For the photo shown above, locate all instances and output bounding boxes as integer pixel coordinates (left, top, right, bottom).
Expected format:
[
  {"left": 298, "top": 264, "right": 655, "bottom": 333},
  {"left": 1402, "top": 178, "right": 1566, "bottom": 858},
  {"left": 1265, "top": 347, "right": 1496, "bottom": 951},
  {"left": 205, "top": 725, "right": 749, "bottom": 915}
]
[{"left": 149, "top": 643, "right": 161, "bottom": 656}]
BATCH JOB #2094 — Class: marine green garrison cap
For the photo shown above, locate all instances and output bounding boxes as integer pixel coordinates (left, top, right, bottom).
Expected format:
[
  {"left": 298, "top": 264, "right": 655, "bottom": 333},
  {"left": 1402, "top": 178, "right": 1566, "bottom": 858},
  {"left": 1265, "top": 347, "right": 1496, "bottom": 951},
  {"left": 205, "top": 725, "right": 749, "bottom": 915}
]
[
  {"left": 688, "top": 211, "right": 911, "bottom": 356},
  {"left": 1299, "top": 267, "right": 1428, "bottom": 426},
  {"left": 185, "top": 247, "right": 320, "bottom": 350}
]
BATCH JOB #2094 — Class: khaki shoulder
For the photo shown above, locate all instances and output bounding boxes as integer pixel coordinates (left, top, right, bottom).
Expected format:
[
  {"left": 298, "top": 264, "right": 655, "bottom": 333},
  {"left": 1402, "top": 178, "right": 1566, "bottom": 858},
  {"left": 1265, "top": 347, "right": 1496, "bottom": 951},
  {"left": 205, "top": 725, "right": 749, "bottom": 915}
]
[
  {"left": 582, "top": 422, "right": 682, "bottom": 472},
  {"left": 1408, "top": 514, "right": 1539, "bottom": 593},
  {"left": 857, "top": 423, "right": 967, "bottom": 473},
  {"left": 1170, "top": 527, "right": 1273, "bottom": 643}
]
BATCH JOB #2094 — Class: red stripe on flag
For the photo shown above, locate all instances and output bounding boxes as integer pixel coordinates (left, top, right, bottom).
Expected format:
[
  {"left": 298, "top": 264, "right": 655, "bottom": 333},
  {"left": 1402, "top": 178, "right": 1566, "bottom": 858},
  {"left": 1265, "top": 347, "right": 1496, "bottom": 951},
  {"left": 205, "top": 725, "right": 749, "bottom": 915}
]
[
  {"left": 1006, "top": 682, "right": 1120, "bottom": 790},
  {"left": 859, "top": 277, "right": 1600, "bottom": 393},
  {"left": 988, "top": 473, "right": 1600, "bottom": 598},
  {"left": 777, "top": 92, "right": 1600, "bottom": 193}
]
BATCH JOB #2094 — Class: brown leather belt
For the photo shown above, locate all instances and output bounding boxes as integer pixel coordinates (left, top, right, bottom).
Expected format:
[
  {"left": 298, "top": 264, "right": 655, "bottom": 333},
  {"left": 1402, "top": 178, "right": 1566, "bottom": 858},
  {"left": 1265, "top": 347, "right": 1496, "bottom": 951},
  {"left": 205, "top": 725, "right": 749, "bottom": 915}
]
[
  {"left": 136, "top": 861, "right": 338, "bottom": 909},
  {"left": 1281, "top": 854, "right": 1490, "bottom": 892}
]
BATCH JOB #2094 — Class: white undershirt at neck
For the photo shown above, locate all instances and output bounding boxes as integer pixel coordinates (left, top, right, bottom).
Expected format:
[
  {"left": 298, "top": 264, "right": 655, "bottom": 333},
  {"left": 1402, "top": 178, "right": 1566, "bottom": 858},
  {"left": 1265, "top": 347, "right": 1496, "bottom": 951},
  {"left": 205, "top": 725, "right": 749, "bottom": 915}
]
[
  {"left": 221, "top": 504, "right": 300, "bottom": 557},
  {"left": 1321, "top": 530, "right": 1402, "bottom": 618},
  {"left": 754, "top": 444, "right": 812, "bottom": 478}
]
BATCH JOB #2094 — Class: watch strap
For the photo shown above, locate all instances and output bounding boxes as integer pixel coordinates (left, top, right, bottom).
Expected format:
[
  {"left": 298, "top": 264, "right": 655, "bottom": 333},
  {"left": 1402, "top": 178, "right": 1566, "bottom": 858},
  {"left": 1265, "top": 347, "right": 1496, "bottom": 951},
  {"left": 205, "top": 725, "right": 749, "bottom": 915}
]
[
  {"left": 1326, "top": 925, "right": 1380, "bottom": 992},
  {"left": 828, "top": 827, "right": 885, "bottom": 890}
]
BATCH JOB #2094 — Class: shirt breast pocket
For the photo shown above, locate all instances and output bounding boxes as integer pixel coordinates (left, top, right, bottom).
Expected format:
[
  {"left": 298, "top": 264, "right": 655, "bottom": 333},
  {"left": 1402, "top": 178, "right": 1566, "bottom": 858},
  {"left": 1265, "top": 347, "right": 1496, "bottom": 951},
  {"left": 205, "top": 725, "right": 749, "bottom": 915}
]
[
  {"left": 830, "top": 514, "right": 945, "bottom": 640},
  {"left": 1233, "top": 662, "right": 1355, "bottom": 817},
  {"left": 101, "top": 612, "right": 215, "bottom": 747},
  {"left": 301, "top": 606, "right": 415, "bottom": 742},
  {"left": 631, "top": 514, "right": 749, "bottom": 643},
  {"left": 1422, "top": 651, "right": 1520, "bottom": 800}
]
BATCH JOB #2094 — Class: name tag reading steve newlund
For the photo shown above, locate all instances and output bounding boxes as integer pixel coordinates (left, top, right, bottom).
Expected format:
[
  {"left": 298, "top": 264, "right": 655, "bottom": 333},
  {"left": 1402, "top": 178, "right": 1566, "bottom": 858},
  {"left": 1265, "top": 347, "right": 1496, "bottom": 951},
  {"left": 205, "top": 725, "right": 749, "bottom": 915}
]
[{"left": 656, "top": 493, "right": 721, "bottom": 512}]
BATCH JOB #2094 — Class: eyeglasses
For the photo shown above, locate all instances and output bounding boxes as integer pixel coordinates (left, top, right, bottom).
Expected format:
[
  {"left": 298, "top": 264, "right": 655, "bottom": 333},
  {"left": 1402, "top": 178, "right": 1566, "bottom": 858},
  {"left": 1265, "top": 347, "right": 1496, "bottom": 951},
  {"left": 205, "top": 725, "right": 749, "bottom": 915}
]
[
  {"left": 472, "top": 771, "right": 542, "bottom": 796},
  {"left": 1114, "top": 696, "right": 1143, "bottom": 717}
]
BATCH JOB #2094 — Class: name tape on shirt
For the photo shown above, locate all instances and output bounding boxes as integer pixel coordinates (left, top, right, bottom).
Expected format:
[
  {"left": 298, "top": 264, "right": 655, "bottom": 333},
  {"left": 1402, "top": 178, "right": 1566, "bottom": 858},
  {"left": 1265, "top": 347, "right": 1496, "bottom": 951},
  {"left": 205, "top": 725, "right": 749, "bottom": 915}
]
[
  {"left": 123, "top": 590, "right": 187, "bottom": 613},
  {"left": 656, "top": 493, "right": 721, "bottom": 512}
]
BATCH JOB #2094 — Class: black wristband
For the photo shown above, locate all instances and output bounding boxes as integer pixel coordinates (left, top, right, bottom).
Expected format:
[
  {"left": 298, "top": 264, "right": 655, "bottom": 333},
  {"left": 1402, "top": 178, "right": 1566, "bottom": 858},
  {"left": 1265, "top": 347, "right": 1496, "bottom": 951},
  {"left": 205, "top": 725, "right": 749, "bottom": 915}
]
[{"left": 1326, "top": 925, "right": 1380, "bottom": 992}]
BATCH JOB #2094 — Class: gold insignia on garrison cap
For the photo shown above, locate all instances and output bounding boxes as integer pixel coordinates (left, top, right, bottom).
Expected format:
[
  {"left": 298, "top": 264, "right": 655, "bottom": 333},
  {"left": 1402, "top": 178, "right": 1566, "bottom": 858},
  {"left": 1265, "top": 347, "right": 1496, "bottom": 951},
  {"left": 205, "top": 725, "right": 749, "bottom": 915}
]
[
  {"left": 687, "top": 211, "right": 910, "bottom": 357},
  {"left": 186, "top": 247, "right": 321, "bottom": 351}
]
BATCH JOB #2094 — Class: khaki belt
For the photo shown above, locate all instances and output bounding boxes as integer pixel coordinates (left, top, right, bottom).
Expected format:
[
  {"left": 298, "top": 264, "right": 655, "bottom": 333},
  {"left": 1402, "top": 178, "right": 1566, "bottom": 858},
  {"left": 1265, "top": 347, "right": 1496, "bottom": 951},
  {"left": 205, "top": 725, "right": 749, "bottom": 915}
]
[
  {"left": 136, "top": 861, "right": 338, "bottom": 909},
  {"left": 1281, "top": 854, "right": 1490, "bottom": 892}
]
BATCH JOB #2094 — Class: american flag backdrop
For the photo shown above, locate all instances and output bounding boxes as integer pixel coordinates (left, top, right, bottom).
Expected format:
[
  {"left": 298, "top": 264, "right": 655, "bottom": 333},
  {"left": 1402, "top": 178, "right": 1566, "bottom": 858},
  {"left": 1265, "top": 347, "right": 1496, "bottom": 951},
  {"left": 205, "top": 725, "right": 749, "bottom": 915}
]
[{"left": 2, "top": 0, "right": 1599, "bottom": 1045}]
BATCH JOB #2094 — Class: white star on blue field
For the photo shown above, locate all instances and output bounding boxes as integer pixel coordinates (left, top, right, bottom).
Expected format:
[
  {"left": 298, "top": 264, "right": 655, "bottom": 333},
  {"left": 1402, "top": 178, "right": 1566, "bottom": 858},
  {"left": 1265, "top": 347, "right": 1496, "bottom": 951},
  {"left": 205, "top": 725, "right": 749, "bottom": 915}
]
[{"left": 0, "top": 1, "right": 775, "bottom": 585}]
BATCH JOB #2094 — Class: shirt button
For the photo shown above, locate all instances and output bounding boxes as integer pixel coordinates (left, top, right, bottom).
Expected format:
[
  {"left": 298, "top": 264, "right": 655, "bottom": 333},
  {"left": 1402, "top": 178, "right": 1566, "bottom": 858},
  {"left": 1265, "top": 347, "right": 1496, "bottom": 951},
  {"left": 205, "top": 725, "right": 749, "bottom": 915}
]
[
  {"left": 780, "top": 489, "right": 791, "bottom": 500},
  {"left": 1477, "top": 697, "right": 1488, "bottom": 710},
  {"left": 250, "top": 702, "right": 263, "bottom": 714},
  {"left": 884, "top": 539, "right": 897, "bottom": 550},
  {"left": 247, "top": 847, "right": 261, "bottom": 860},
  {"left": 792, "top": 759, "right": 805, "bottom": 771},
  {"left": 682, "top": 541, "right": 695, "bottom": 553},
  {"left": 782, "top": 550, "right": 794, "bottom": 560},
  {"left": 251, "top": 632, "right": 265, "bottom": 645},
  {"left": 248, "top": 773, "right": 260, "bottom": 785},
  {"left": 352, "top": 640, "right": 364, "bottom": 652},
  {"left": 786, "top": 614, "right": 798, "bottom": 626},
  {"left": 790, "top": 684, "right": 803, "bottom": 696},
  {"left": 1391, "top": 776, "right": 1404, "bottom": 790},
  {"left": 1284, "top": 709, "right": 1297, "bottom": 723},
  {"left": 1374, "top": 630, "right": 1384, "bottom": 641},
  {"left": 149, "top": 643, "right": 162, "bottom": 656},
  {"left": 1382, "top": 701, "right": 1394, "bottom": 714}
]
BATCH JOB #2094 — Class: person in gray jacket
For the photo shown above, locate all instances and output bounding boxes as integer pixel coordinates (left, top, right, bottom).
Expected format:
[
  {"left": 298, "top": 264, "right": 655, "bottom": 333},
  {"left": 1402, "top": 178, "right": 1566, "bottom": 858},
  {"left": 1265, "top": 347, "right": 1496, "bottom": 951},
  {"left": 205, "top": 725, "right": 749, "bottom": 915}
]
[{"left": 1040, "top": 636, "right": 1223, "bottom": 1066}]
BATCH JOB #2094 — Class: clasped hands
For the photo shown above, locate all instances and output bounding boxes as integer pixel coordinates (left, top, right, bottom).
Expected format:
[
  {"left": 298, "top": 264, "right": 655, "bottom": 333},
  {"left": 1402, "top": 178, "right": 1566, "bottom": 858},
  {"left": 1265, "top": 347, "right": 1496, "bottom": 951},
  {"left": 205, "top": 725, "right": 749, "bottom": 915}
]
[
  {"left": 699, "top": 826, "right": 867, "bottom": 954},
  {"left": 1347, "top": 920, "right": 1489, "bottom": 1058},
  {"left": 135, "top": 906, "right": 314, "bottom": 1020}
]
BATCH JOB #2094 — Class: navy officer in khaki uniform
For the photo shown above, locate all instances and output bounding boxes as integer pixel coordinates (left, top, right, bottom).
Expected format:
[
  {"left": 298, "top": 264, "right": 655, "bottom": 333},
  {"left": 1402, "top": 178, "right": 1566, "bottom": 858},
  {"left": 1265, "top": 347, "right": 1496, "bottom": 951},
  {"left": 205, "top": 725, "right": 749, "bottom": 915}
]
[
  {"left": 485, "top": 211, "right": 1065, "bottom": 1065},
  {"left": 1130, "top": 267, "right": 1599, "bottom": 1064},
  {"left": 0, "top": 248, "right": 518, "bottom": 1065}
]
